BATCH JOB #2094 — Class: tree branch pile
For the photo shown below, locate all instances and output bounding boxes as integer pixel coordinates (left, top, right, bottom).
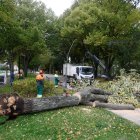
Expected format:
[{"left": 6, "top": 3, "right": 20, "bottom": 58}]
[{"left": 73, "top": 87, "right": 134, "bottom": 110}]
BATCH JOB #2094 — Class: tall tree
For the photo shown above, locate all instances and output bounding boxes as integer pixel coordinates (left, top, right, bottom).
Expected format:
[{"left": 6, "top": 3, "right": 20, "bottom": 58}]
[
  {"left": 15, "top": 0, "right": 54, "bottom": 76},
  {"left": 0, "top": 0, "right": 20, "bottom": 74},
  {"left": 61, "top": 0, "right": 140, "bottom": 76}
]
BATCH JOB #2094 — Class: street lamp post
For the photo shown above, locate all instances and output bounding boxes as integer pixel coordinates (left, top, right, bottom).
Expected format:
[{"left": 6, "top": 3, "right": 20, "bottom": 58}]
[{"left": 64, "top": 39, "right": 77, "bottom": 88}]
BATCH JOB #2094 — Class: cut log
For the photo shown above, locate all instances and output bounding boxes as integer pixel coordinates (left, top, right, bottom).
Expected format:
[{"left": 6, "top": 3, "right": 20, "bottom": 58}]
[
  {"left": 0, "top": 87, "right": 135, "bottom": 117},
  {"left": 92, "top": 101, "right": 135, "bottom": 110},
  {"left": 23, "top": 95, "right": 80, "bottom": 114},
  {"left": 73, "top": 87, "right": 108, "bottom": 103},
  {"left": 90, "top": 88, "right": 112, "bottom": 95},
  {"left": 73, "top": 87, "right": 92, "bottom": 104},
  {"left": 23, "top": 87, "right": 109, "bottom": 113},
  {"left": 0, "top": 94, "right": 24, "bottom": 116},
  {"left": 22, "top": 87, "right": 134, "bottom": 113},
  {"left": 90, "top": 94, "right": 108, "bottom": 103}
]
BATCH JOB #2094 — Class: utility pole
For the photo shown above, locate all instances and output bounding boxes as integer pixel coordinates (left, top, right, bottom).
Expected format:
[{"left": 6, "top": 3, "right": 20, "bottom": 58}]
[{"left": 64, "top": 39, "right": 77, "bottom": 88}]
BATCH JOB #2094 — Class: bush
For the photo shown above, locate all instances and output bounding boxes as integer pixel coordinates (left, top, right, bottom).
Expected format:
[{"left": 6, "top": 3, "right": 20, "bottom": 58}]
[{"left": 13, "top": 78, "right": 55, "bottom": 97}]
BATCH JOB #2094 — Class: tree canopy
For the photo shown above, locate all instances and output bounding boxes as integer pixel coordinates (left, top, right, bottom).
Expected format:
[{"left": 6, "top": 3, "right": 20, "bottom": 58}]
[
  {"left": 61, "top": 0, "right": 140, "bottom": 76},
  {"left": 0, "top": 0, "right": 140, "bottom": 76}
]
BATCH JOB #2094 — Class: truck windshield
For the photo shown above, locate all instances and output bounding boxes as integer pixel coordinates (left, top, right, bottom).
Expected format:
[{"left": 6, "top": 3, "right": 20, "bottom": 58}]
[{"left": 81, "top": 67, "right": 93, "bottom": 75}]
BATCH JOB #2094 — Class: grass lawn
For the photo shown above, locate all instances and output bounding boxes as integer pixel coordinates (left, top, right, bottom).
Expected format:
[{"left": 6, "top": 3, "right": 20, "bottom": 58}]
[{"left": 0, "top": 106, "right": 140, "bottom": 140}]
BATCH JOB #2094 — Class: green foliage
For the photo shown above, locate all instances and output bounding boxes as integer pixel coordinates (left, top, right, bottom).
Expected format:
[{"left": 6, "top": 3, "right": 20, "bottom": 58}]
[
  {"left": 0, "top": 107, "right": 140, "bottom": 139},
  {"left": 0, "top": 0, "right": 20, "bottom": 66},
  {"left": 14, "top": 0, "right": 48, "bottom": 75},
  {"left": 61, "top": 0, "right": 140, "bottom": 75},
  {"left": 94, "top": 69, "right": 140, "bottom": 107},
  {"left": 29, "top": 48, "right": 55, "bottom": 70},
  {"left": 0, "top": 0, "right": 57, "bottom": 75},
  {"left": 13, "top": 78, "right": 55, "bottom": 97}
]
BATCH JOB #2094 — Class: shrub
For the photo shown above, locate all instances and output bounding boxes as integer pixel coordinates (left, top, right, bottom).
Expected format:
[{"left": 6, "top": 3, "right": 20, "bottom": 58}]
[{"left": 13, "top": 78, "right": 55, "bottom": 97}]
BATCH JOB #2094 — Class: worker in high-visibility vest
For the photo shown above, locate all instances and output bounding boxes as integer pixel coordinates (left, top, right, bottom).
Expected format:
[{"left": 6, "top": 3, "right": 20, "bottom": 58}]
[{"left": 36, "top": 70, "right": 45, "bottom": 98}]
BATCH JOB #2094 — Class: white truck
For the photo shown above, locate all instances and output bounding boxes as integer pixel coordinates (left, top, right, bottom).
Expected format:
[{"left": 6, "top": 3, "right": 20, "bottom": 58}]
[{"left": 63, "top": 63, "right": 94, "bottom": 80}]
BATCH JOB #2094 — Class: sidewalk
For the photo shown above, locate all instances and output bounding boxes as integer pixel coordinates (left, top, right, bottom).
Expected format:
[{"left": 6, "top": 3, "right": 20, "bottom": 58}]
[{"left": 109, "top": 108, "right": 140, "bottom": 126}]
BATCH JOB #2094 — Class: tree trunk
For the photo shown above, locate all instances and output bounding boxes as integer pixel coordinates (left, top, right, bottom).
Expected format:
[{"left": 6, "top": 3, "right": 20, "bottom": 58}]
[
  {"left": 9, "top": 51, "right": 14, "bottom": 74},
  {"left": 23, "top": 55, "right": 28, "bottom": 77},
  {"left": 104, "top": 55, "right": 115, "bottom": 78},
  {"left": 90, "top": 94, "right": 108, "bottom": 102},
  {"left": 92, "top": 101, "right": 135, "bottom": 110},
  {"left": 22, "top": 87, "right": 134, "bottom": 114},
  {"left": 90, "top": 88, "right": 112, "bottom": 95},
  {"left": 23, "top": 95, "right": 80, "bottom": 114},
  {"left": 0, "top": 87, "right": 135, "bottom": 117},
  {"left": 22, "top": 52, "right": 32, "bottom": 77},
  {"left": 94, "top": 63, "right": 98, "bottom": 78},
  {"left": 23, "top": 87, "right": 110, "bottom": 114},
  {"left": 18, "top": 55, "right": 21, "bottom": 75}
]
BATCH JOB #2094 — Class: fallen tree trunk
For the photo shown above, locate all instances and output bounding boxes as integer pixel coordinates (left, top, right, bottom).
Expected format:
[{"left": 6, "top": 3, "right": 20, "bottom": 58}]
[
  {"left": 92, "top": 101, "right": 135, "bottom": 110},
  {"left": 23, "top": 87, "right": 109, "bottom": 113},
  {"left": 23, "top": 95, "right": 80, "bottom": 114},
  {"left": 90, "top": 94, "right": 108, "bottom": 103},
  {"left": 23, "top": 87, "right": 133, "bottom": 113},
  {"left": 90, "top": 88, "right": 112, "bottom": 95},
  {"left": 0, "top": 87, "right": 135, "bottom": 117},
  {"left": 23, "top": 87, "right": 93, "bottom": 113}
]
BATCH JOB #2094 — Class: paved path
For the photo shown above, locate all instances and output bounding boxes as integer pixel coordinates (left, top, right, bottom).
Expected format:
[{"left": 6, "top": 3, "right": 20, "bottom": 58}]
[{"left": 109, "top": 109, "right": 140, "bottom": 126}]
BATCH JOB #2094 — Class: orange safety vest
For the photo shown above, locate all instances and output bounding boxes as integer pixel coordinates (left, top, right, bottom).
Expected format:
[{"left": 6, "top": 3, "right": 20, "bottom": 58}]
[{"left": 36, "top": 74, "right": 44, "bottom": 80}]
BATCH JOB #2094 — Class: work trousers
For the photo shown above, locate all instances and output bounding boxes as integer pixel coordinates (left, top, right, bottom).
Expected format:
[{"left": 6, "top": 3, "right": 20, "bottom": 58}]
[{"left": 37, "top": 85, "right": 43, "bottom": 98}]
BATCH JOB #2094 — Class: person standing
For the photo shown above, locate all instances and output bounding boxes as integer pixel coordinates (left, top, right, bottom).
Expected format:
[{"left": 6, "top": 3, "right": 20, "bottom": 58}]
[
  {"left": 36, "top": 70, "right": 45, "bottom": 98},
  {"left": 10, "top": 72, "right": 14, "bottom": 86},
  {"left": 18, "top": 69, "right": 24, "bottom": 80},
  {"left": 54, "top": 71, "right": 59, "bottom": 88}
]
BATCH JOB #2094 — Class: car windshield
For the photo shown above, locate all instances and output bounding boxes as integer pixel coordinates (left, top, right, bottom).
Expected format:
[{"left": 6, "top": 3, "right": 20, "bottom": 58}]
[{"left": 81, "top": 67, "right": 93, "bottom": 75}]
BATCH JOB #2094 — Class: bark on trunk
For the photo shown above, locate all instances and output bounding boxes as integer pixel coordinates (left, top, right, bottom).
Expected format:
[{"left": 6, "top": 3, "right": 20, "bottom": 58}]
[
  {"left": 92, "top": 101, "right": 135, "bottom": 110},
  {"left": 23, "top": 87, "right": 109, "bottom": 113},
  {"left": 90, "top": 94, "right": 108, "bottom": 102},
  {"left": 0, "top": 87, "right": 135, "bottom": 117},
  {"left": 23, "top": 95, "right": 80, "bottom": 114},
  {"left": 22, "top": 87, "right": 134, "bottom": 114},
  {"left": 90, "top": 88, "right": 112, "bottom": 95}
]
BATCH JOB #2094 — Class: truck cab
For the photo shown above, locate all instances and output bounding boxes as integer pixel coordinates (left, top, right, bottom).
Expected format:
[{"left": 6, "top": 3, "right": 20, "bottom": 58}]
[{"left": 75, "top": 66, "right": 94, "bottom": 79}]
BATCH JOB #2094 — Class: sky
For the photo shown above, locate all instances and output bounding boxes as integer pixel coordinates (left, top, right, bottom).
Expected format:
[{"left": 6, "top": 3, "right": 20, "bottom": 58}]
[
  {"left": 40, "top": 0, "right": 75, "bottom": 16},
  {"left": 39, "top": 0, "right": 140, "bottom": 16}
]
